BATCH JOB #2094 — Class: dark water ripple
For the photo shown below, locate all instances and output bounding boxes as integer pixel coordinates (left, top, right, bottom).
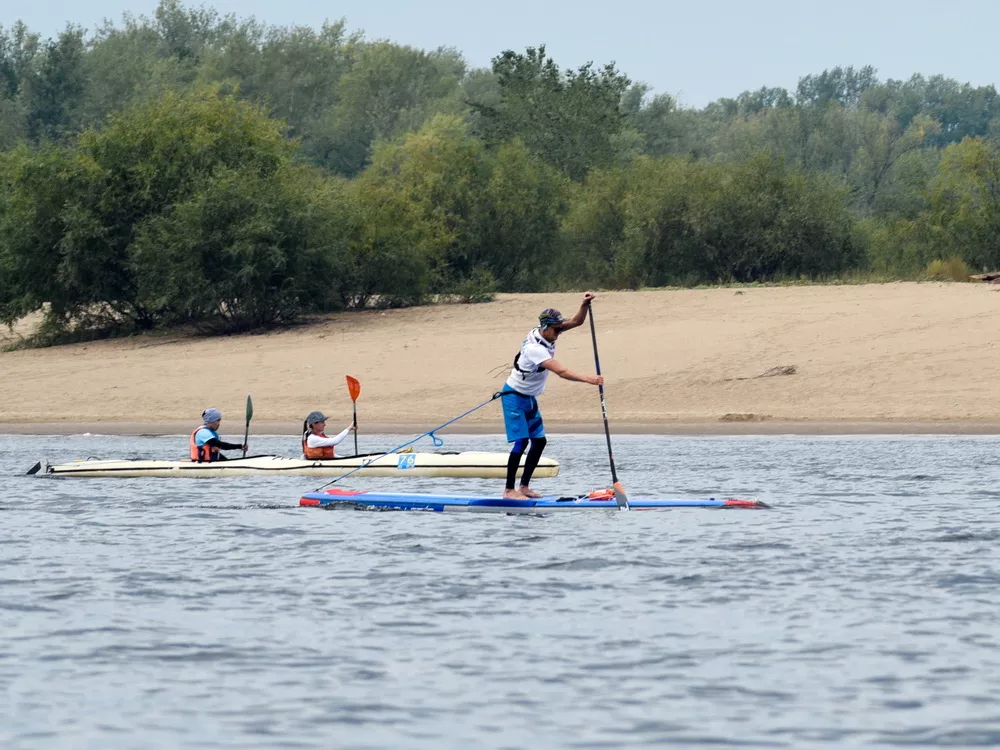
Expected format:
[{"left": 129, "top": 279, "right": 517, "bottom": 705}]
[{"left": 3, "top": 432, "right": 1000, "bottom": 748}]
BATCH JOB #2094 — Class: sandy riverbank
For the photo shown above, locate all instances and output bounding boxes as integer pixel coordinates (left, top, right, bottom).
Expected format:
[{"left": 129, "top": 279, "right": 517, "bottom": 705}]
[{"left": 2, "top": 283, "right": 1000, "bottom": 435}]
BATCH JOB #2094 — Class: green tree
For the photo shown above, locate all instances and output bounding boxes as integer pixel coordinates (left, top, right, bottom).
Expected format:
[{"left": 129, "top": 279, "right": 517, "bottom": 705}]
[
  {"left": 22, "top": 26, "right": 87, "bottom": 141},
  {"left": 0, "top": 22, "right": 41, "bottom": 100},
  {"left": 561, "top": 164, "right": 633, "bottom": 285},
  {"left": 359, "top": 114, "right": 480, "bottom": 288},
  {"left": 563, "top": 154, "right": 862, "bottom": 287},
  {"left": 796, "top": 65, "right": 878, "bottom": 108},
  {"left": 0, "top": 86, "right": 323, "bottom": 336},
  {"left": 921, "top": 137, "right": 1000, "bottom": 269},
  {"left": 79, "top": 17, "right": 185, "bottom": 129},
  {"left": 200, "top": 19, "right": 357, "bottom": 140},
  {"left": 472, "top": 45, "right": 631, "bottom": 180},
  {"left": 0, "top": 145, "right": 95, "bottom": 327},
  {"left": 131, "top": 163, "right": 340, "bottom": 331},
  {"left": 627, "top": 89, "right": 701, "bottom": 158},
  {"left": 153, "top": 0, "right": 221, "bottom": 66},
  {"left": 338, "top": 175, "right": 447, "bottom": 308},
  {"left": 852, "top": 111, "right": 939, "bottom": 209},
  {"left": 476, "top": 139, "right": 567, "bottom": 290},
  {"left": 314, "top": 42, "right": 466, "bottom": 175}
]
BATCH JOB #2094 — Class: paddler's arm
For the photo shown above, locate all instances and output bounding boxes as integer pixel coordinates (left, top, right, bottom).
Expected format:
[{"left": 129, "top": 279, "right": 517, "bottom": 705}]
[
  {"left": 540, "top": 358, "right": 603, "bottom": 386},
  {"left": 553, "top": 292, "right": 595, "bottom": 331},
  {"left": 307, "top": 424, "right": 356, "bottom": 448},
  {"left": 206, "top": 437, "right": 248, "bottom": 451}
]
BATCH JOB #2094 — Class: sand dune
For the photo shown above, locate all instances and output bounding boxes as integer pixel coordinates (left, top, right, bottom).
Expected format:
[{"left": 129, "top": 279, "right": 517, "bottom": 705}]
[{"left": 3, "top": 283, "right": 1000, "bottom": 434}]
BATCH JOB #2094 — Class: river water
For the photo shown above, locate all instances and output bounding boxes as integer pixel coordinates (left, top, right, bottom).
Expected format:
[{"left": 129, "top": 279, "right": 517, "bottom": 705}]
[{"left": 2, "top": 432, "right": 1000, "bottom": 749}]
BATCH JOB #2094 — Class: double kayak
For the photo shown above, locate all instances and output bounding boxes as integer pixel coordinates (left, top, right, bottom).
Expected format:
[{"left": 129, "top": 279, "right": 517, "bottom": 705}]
[
  {"left": 27, "top": 452, "right": 559, "bottom": 479},
  {"left": 300, "top": 487, "right": 768, "bottom": 512}
]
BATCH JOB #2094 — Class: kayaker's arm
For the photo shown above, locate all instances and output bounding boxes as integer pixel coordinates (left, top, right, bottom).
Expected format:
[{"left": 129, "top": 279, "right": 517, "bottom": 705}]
[
  {"left": 306, "top": 425, "right": 355, "bottom": 448},
  {"left": 553, "top": 292, "right": 595, "bottom": 331},
  {"left": 541, "top": 358, "right": 603, "bottom": 386},
  {"left": 206, "top": 437, "right": 247, "bottom": 451}
]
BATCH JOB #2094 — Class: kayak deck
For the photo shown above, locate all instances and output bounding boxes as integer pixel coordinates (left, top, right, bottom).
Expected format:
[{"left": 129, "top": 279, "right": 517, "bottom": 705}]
[
  {"left": 27, "top": 452, "right": 558, "bottom": 479},
  {"left": 300, "top": 488, "right": 768, "bottom": 512}
]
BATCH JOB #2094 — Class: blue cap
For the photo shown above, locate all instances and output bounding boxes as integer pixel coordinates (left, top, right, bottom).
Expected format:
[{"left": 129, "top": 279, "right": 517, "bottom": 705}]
[{"left": 202, "top": 408, "right": 222, "bottom": 424}]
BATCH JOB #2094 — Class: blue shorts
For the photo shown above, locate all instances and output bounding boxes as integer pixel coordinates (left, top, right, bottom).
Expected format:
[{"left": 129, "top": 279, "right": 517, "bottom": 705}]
[{"left": 501, "top": 388, "right": 545, "bottom": 442}]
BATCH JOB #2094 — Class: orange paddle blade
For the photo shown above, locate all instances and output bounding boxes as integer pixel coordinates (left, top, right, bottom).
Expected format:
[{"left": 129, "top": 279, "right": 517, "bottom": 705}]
[{"left": 346, "top": 375, "right": 361, "bottom": 402}]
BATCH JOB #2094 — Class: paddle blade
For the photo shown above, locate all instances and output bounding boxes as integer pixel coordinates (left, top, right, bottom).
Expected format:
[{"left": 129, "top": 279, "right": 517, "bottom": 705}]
[
  {"left": 243, "top": 394, "right": 253, "bottom": 459},
  {"left": 613, "top": 481, "right": 630, "bottom": 511},
  {"left": 346, "top": 375, "right": 361, "bottom": 402}
]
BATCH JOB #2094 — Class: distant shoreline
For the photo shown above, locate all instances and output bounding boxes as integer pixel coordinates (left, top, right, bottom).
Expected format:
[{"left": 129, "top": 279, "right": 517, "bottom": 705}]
[{"left": 5, "top": 420, "right": 1000, "bottom": 436}]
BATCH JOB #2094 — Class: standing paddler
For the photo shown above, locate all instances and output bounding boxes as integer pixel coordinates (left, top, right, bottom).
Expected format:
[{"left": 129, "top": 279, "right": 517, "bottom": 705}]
[{"left": 500, "top": 293, "right": 604, "bottom": 500}]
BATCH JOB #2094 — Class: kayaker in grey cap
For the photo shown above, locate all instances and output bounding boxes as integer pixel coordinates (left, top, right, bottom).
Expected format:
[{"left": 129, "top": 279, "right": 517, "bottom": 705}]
[
  {"left": 189, "top": 408, "right": 249, "bottom": 462},
  {"left": 302, "top": 410, "right": 356, "bottom": 459}
]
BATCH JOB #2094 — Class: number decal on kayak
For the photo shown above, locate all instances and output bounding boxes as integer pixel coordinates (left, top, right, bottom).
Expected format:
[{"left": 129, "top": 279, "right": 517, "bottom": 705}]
[{"left": 397, "top": 454, "right": 416, "bottom": 469}]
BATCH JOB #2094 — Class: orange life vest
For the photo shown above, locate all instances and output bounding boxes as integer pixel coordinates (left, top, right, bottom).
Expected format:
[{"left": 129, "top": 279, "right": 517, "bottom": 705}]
[
  {"left": 302, "top": 433, "right": 335, "bottom": 460},
  {"left": 190, "top": 427, "right": 220, "bottom": 462}
]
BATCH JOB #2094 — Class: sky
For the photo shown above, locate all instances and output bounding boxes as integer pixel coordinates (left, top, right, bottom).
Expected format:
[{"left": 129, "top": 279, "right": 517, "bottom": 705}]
[{"left": 8, "top": 0, "right": 1000, "bottom": 108}]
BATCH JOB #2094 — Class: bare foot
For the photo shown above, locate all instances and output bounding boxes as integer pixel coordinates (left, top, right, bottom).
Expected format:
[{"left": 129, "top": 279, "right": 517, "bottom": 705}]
[
  {"left": 519, "top": 487, "right": 543, "bottom": 499},
  {"left": 503, "top": 489, "right": 529, "bottom": 500}
]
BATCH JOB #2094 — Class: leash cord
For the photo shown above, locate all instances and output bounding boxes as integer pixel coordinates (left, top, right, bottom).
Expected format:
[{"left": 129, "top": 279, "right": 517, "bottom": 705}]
[{"left": 311, "top": 391, "right": 506, "bottom": 491}]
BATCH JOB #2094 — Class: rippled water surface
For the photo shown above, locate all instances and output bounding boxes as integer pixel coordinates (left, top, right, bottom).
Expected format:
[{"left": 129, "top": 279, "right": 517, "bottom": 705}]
[{"left": 3, "top": 431, "right": 1000, "bottom": 749}]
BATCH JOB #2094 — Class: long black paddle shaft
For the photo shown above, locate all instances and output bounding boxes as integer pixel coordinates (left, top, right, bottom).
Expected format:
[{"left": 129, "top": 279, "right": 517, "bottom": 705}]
[
  {"left": 588, "top": 305, "right": 619, "bottom": 484},
  {"left": 352, "top": 403, "right": 358, "bottom": 456}
]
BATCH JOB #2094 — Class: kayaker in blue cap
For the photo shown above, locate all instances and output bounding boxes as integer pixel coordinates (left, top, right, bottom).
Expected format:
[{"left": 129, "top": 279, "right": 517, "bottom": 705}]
[
  {"left": 189, "top": 408, "right": 248, "bottom": 462},
  {"left": 500, "top": 293, "right": 603, "bottom": 500}
]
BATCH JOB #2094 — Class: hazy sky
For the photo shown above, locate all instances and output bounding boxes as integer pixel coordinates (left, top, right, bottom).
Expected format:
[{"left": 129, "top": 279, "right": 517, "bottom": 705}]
[{"left": 9, "top": 0, "right": 1000, "bottom": 107}]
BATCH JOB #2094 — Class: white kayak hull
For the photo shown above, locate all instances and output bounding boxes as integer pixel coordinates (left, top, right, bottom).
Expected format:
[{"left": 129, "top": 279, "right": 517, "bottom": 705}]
[{"left": 29, "top": 452, "right": 559, "bottom": 479}]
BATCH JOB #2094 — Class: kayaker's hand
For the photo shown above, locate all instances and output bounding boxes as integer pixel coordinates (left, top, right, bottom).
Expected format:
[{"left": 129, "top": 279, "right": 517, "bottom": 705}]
[
  {"left": 583, "top": 292, "right": 595, "bottom": 305},
  {"left": 588, "top": 375, "right": 604, "bottom": 386},
  {"left": 349, "top": 424, "right": 357, "bottom": 432},
  {"left": 241, "top": 443, "right": 249, "bottom": 452}
]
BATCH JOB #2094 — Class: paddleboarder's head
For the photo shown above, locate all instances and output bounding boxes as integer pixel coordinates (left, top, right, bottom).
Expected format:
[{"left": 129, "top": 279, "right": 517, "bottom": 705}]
[
  {"left": 538, "top": 308, "right": 566, "bottom": 340},
  {"left": 539, "top": 309, "right": 565, "bottom": 328},
  {"left": 202, "top": 407, "right": 222, "bottom": 429}
]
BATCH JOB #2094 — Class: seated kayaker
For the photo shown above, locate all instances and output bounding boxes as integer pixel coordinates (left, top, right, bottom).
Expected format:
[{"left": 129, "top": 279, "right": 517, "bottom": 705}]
[
  {"left": 190, "top": 408, "right": 248, "bottom": 462},
  {"left": 302, "top": 410, "right": 355, "bottom": 459}
]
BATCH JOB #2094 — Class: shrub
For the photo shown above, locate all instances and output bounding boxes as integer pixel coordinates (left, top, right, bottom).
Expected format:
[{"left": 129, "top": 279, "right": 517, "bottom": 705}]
[{"left": 925, "top": 256, "right": 971, "bottom": 281}]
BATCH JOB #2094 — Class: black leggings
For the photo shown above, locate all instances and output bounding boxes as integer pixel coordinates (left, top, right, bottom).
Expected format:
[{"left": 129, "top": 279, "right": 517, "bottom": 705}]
[{"left": 506, "top": 437, "right": 547, "bottom": 490}]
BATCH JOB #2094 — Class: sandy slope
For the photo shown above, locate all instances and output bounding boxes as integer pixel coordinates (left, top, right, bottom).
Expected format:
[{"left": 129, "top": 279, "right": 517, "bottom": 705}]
[{"left": 2, "top": 283, "right": 1000, "bottom": 434}]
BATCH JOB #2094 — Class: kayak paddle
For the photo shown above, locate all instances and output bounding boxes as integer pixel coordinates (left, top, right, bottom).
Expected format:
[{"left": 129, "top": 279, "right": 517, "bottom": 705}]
[
  {"left": 346, "top": 375, "right": 361, "bottom": 456},
  {"left": 243, "top": 394, "right": 253, "bottom": 458},
  {"left": 588, "top": 304, "right": 629, "bottom": 511}
]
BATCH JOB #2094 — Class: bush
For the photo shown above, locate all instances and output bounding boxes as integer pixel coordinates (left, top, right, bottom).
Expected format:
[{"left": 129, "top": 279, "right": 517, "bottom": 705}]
[
  {"left": 925, "top": 256, "right": 971, "bottom": 281},
  {"left": 131, "top": 164, "right": 341, "bottom": 332},
  {"left": 447, "top": 267, "right": 497, "bottom": 303},
  {"left": 563, "top": 153, "right": 864, "bottom": 287}
]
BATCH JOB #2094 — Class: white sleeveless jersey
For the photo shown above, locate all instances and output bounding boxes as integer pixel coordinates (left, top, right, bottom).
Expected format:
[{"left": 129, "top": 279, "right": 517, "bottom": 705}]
[{"left": 505, "top": 328, "right": 555, "bottom": 396}]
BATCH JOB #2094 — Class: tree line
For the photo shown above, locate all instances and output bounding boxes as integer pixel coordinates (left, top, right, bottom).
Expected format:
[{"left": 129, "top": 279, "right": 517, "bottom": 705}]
[{"left": 2, "top": 1, "right": 999, "bottom": 340}]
